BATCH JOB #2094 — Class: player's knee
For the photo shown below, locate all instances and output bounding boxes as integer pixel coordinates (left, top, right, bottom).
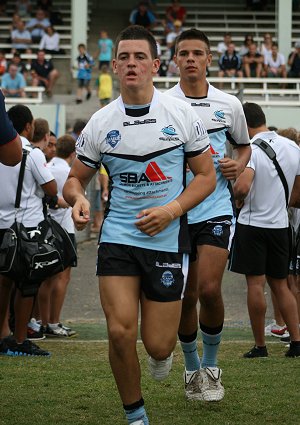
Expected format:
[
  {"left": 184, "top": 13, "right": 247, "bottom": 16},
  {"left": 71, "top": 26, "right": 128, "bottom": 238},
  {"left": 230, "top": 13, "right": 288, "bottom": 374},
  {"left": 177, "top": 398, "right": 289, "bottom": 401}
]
[
  {"left": 199, "top": 281, "right": 221, "bottom": 304},
  {"left": 146, "top": 345, "right": 173, "bottom": 361},
  {"left": 108, "top": 323, "right": 136, "bottom": 347}
]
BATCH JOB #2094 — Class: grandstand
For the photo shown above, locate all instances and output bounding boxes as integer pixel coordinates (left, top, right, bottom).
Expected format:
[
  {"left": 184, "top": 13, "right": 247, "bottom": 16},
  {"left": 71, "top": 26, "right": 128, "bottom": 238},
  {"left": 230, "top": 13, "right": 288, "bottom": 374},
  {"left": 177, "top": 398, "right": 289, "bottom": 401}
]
[{"left": 1, "top": 0, "right": 299, "bottom": 130}]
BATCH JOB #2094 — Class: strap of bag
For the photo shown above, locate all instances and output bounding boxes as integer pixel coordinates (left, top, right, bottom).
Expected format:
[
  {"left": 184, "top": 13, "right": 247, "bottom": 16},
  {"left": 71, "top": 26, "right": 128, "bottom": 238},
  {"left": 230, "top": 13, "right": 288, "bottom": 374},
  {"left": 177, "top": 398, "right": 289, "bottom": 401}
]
[
  {"left": 252, "top": 138, "right": 289, "bottom": 207},
  {"left": 15, "top": 149, "right": 28, "bottom": 209}
]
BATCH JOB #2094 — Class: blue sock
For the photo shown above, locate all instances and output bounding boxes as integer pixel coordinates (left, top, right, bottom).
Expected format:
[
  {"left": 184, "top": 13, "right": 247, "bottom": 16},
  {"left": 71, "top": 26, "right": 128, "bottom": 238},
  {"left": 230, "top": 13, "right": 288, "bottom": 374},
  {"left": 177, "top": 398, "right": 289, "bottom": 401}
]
[
  {"left": 201, "top": 329, "right": 222, "bottom": 368},
  {"left": 124, "top": 405, "right": 149, "bottom": 425},
  {"left": 179, "top": 333, "right": 201, "bottom": 372}
]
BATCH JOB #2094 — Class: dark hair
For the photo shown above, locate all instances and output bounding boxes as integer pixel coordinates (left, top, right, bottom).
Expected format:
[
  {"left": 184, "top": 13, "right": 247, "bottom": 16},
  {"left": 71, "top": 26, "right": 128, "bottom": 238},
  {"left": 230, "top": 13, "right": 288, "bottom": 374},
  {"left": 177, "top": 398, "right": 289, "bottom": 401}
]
[
  {"left": 114, "top": 25, "right": 158, "bottom": 59},
  {"left": 56, "top": 134, "right": 76, "bottom": 159},
  {"left": 175, "top": 28, "right": 211, "bottom": 54},
  {"left": 73, "top": 119, "right": 87, "bottom": 134},
  {"left": 7, "top": 105, "right": 33, "bottom": 134},
  {"left": 243, "top": 102, "right": 266, "bottom": 128},
  {"left": 32, "top": 118, "right": 49, "bottom": 142},
  {"left": 50, "top": 130, "right": 56, "bottom": 137}
]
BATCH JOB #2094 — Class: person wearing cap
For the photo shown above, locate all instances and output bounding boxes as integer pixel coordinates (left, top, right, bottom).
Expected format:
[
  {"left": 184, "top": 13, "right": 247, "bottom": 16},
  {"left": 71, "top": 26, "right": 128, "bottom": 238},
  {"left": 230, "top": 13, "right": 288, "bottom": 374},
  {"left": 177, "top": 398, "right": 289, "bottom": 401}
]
[
  {"left": 287, "top": 40, "right": 300, "bottom": 78},
  {"left": 166, "top": 19, "right": 182, "bottom": 60}
]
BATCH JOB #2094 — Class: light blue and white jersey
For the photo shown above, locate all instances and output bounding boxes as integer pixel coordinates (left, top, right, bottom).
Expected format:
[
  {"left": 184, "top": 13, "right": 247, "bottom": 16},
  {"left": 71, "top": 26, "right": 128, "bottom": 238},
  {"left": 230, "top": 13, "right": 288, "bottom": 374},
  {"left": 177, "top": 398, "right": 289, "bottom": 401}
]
[
  {"left": 76, "top": 88, "right": 210, "bottom": 253},
  {"left": 166, "top": 83, "right": 250, "bottom": 223}
]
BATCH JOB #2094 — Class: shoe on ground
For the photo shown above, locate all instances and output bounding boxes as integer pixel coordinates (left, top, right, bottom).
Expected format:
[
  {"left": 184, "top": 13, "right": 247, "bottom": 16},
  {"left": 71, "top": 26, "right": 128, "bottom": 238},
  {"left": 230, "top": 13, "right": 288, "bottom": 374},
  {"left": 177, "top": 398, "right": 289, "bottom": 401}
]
[
  {"left": 148, "top": 352, "right": 173, "bottom": 381},
  {"left": 130, "top": 421, "right": 145, "bottom": 425},
  {"left": 280, "top": 334, "right": 291, "bottom": 343},
  {"left": 43, "top": 324, "right": 69, "bottom": 337},
  {"left": 243, "top": 345, "right": 268, "bottom": 358},
  {"left": 58, "top": 323, "right": 77, "bottom": 337},
  {"left": 86, "top": 92, "right": 91, "bottom": 100},
  {"left": 264, "top": 320, "right": 276, "bottom": 336},
  {"left": 199, "top": 367, "right": 225, "bottom": 402},
  {"left": 285, "top": 344, "right": 300, "bottom": 357},
  {"left": 0, "top": 335, "right": 14, "bottom": 354},
  {"left": 76, "top": 99, "right": 82, "bottom": 104},
  {"left": 184, "top": 369, "right": 204, "bottom": 401},
  {"left": 270, "top": 325, "right": 287, "bottom": 338},
  {"left": 0, "top": 337, "right": 50, "bottom": 357},
  {"left": 27, "top": 318, "right": 45, "bottom": 340}
]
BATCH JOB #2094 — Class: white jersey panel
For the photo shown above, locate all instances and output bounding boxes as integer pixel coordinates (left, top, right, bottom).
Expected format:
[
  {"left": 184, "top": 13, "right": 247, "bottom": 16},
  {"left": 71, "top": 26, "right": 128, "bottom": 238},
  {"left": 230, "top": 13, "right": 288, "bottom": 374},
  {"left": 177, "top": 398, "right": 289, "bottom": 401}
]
[
  {"left": 166, "top": 83, "right": 250, "bottom": 223},
  {"left": 0, "top": 137, "right": 55, "bottom": 228},
  {"left": 238, "top": 131, "right": 300, "bottom": 228},
  {"left": 47, "top": 157, "right": 74, "bottom": 233},
  {"left": 76, "top": 89, "right": 210, "bottom": 253}
]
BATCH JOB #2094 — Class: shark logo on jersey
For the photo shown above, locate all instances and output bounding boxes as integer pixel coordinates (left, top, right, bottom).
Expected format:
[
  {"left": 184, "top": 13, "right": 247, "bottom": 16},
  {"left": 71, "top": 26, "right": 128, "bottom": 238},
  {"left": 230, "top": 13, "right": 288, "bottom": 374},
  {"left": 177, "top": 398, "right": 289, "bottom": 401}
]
[
  {"left": 213, "top": 110, "right": 226, "bottom": 123},
  {"left": 76, "top": 133, "right": 85, "bottom": 148},
  {"left": 161, "top": 270, "right": 174, "bottom": 288},
  {"left": 106, "top": 130, "right": 121, "bottom": 148},
  {"left": 160, "top": 125, "right": 180, "bottom": 141}
]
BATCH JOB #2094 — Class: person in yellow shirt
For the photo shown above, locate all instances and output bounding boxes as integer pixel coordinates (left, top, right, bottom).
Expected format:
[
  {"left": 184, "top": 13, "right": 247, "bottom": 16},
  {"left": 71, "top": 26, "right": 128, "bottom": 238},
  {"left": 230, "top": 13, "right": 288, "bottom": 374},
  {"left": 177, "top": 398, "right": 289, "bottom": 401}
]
[{"left": 96, "top": 64, "right": 113, "bottom": 108}]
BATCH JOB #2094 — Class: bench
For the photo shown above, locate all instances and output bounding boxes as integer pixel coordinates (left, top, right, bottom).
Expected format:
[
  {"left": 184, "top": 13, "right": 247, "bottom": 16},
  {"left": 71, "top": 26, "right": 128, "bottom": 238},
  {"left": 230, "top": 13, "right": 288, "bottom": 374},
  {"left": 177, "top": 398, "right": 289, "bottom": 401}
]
[{"left": 4, "top": 86, "right": 45, "bottom": 104}]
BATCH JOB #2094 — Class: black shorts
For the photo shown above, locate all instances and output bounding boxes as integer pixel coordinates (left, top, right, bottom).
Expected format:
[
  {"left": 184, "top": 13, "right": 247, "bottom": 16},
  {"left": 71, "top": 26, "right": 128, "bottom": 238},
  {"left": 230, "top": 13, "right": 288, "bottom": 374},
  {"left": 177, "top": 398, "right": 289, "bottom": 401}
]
[
  {"left": 229, "top": 223, "right": 289, "bottom": 279},
  {"left": 288, "top": 225, "right": 300, "bottom": 275},
  {"left": 189, "top": 215, "right": 234, "bottom": 262},
  {"left": 77, "top": 79, "right": 90, "bottom": 88},
  {"left": 68, "top": 233, "right": 77, "bottom": 267},
  {"left": 97, "top": 242, "right": 189, "bottom": 302}
]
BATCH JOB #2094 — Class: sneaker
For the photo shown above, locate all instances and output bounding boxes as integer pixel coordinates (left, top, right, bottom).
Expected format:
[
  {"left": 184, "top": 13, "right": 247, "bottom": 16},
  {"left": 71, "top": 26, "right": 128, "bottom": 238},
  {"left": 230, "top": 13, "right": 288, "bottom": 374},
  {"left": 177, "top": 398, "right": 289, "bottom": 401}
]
[
  {"left": 58, "top": 323, "right": 77, "bottom": 337},
  {"left": 130, "top": 421, "right": 145, "bottom": 425},
  {"left": 0, "top": 335, "right": 14, "bottom": 354},
  {"left": 285, "top": 344, "right": 300, "bottom": 357},
  {"left": 264, "top": 320, "right": 276, "bottom": 336},
  {"left": 243, "top": 346, "right": 268, "bottom": 358},
  {"left": 184, "top": 369, "right": 204, "bottom": 401},
  {"left": 270, "top": 325, "right": 287, "bottom": 338},
  {"left": 280, "top": 334, "right": 291, "bottom": 343},
  {"left": 27, "top": 318, "right": 45, "bottom": 340},
  {"left": 86, "top": 92, "right": 91, "bottom": 100},
  {"left": 199, "top": 367, "right": 225, "bottom": 402},
  {"left": 0, "top": 337, "right": 50, "bottom": 357},
  {"left": 43, "top": 324, "right": 69, "bottom": 337},
  {"left": 76, "top": 99, "right": 82, "bottom": 104},
  {"left": 148, "top": 352, "right": 173, "bottom": 381}
]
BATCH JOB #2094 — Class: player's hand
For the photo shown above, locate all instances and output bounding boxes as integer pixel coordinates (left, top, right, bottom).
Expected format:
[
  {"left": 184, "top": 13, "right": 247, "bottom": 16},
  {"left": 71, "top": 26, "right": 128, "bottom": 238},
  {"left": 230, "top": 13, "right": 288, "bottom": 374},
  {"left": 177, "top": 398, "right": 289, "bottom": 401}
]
[
  {"left": 135, "top": 207, "right": 173, "bottom": 237},
  {"left": 71, "top": 196, "right": 90, "bottom": 231},
  {"left": 218, "top": 158, "right": 243, "bottom": 180}
]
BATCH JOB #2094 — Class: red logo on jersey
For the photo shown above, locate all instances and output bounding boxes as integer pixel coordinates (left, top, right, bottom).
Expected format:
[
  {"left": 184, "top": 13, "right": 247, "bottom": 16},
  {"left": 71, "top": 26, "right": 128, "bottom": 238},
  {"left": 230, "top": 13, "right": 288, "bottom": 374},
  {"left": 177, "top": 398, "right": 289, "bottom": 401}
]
[
  {"left": 145, "top": 162, "right": 168, "bottom": 181},
  {"left": 210, "top": 145, "right": 219, "bottom": 155}
]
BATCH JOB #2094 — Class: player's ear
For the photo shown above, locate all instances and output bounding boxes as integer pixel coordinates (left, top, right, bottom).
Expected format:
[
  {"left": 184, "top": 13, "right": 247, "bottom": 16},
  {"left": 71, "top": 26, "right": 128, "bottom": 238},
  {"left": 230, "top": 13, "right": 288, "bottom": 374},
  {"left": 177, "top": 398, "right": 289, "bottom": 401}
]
[
  {"left": 152, "top": 58, "right": 160, "bottom": 75},
  {"left": 112, "top": 59, "right": 118, "bottom": 75}
]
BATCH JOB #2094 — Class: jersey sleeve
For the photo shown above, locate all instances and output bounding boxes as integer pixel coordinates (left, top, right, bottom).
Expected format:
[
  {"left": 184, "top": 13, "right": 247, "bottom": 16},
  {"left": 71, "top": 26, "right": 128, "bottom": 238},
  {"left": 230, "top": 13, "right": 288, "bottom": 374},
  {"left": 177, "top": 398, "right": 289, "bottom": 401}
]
[
  {"left": 184, "top": 107, "right": 210, "bottom": 157},
  {"left": 226, "top": 97, "right": 250, "bottom": 147},
  {"left": 30, "top": 148, "right": 55, "bottom": 185},
  {"left": 0, "top": 91, "right": 18, "bottom": 146},
  {"left": 76, "top": 118, "right": 101, "bottom": 169}
]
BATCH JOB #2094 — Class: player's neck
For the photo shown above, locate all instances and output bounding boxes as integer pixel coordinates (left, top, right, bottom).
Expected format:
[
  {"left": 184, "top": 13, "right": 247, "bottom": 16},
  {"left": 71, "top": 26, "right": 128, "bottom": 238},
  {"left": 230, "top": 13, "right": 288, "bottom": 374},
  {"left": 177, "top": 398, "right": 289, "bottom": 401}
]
[
  {"left": 180, "top": 79, "right": 208, "bottom": 98},
  {"left": 121, "top": 85, "right": 154, "bottom": 106}
]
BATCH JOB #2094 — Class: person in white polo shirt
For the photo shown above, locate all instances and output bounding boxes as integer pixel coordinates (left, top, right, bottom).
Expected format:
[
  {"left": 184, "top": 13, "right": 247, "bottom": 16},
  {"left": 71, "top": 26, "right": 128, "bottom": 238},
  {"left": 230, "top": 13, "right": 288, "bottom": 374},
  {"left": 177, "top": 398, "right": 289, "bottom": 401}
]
[
  {"left": 0, "top": 105, "right": 57, "bottom": 357},
  {"left": 229, "top": 102, "right": 300, "bottom": 358}
]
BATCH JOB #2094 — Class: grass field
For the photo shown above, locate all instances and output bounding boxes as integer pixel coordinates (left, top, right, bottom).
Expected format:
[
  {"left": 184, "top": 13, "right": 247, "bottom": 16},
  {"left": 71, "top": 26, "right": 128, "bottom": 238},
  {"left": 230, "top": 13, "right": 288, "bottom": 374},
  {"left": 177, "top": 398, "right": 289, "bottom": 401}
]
[{"left": 0, "top": 324, "right": 299, "bottom": 425}]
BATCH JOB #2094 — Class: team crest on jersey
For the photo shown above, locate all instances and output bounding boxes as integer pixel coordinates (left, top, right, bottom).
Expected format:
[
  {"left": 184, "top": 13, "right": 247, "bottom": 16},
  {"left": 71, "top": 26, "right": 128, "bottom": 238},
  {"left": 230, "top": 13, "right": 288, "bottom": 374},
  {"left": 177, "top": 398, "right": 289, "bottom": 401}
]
[
  {"left": 161, "top": 270, "right": 174, "bottom": 288},
  {"left": 106, "top": 130, "right": 121, "bottom": 148},
  {"left": 76, "top": 133, "right": 85, "bottom": 148},
  {"left": 212, "top": 110, "right": 226, "bottom": 123},
  {"left": 160, "top": 125, "right": 179, "bottom": 141}
]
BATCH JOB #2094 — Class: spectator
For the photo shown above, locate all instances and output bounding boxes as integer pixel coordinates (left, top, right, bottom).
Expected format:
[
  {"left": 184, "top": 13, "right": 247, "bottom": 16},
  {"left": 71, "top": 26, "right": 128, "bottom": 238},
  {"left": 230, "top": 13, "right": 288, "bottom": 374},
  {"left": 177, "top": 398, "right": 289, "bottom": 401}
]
[
  {"left": 44, "top": 130, "right": 57, "bottom": 162},
  {"left": 1, "top": 63, "right": 26, "bottom": 98},
  {"left": 37, "top": 134, "right": 77, "bottom": 339},
  {"left": 11, "top": 19, "right": 32, "bottom": 53},
  {"left": 166, "top": 58, "right": 180, "bottom": 76},
  {"left": 96, "top": 30, "right": 114, "bottom": 70},
  {"left": 0, "top": 50, "right": 7, "bottom": 76},
  {"left": 96, "top": 64, "right": 113, "bottom": 108},
  {"left": 229, "top": 102, "right": 300, "bottom": 359},
  {"left": 75, "top": 43, "right": 94, "bottom": 104},
  {"left": 164, "top": 0, "right": 186, "bottom": 34},
  {"left": 239, "top": 34, "right": 255, "bottom": 56},
  {"left": 0, "top": 0, "right": 7, "bottom": 16},
  {"left": 69, "top": 119, "right": 86, "bottom": 141},
  {"left": 218, "top": 43, "right": 243, "bottom": 87},
  {"left": 264, "top": 42, "right": 287, "bottom": 78},
  {"left": 287, "top": 40, "right": 300, "bottom": 78},
  {"left": 259, "top": 32, "right": 273, "bottom": 57},
  {"left": 15, "top": 0, "right": 32, "bottom": 18},
  {"left": 243, "top": 42, "right": 264, "bottom": 77},
  {"left": 31, "top": 49, "right": 59, "bottom": 97},
  {"left": 129, "top": 1, "right": 157, "bottom": 30},
  {"left": 36, "top": 0, "right": 52, "bottom": 17},
  {"left": 166, "top": 19, "right": 182, "bottom": 59},
  {"left": 9, "top": 13, "right": 21, "bottom": 34},
  {"left": 217, "top": 32, "right": 232, "bottom": 56},
  {"left": 8, "top": 51, "right": 27, "bottom": 75},
  {"left": 26, "top": 8, "right": 50, "bottom": 43},
  {"left": 39, "top": 25, "right": 61, "bottom": 54},
  {"left": 0, "top": 105, "right": 56, "bottom": 357}
]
